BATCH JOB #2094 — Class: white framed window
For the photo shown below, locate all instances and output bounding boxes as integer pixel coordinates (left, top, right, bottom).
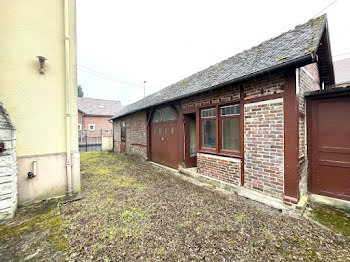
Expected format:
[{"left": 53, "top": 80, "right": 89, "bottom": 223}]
[
  {"left": 88, "top": 124, "right": 95, "bottom": 131},
  {"left": 78, "top": 124, "right": 82, "bottom": 131},
  {"left": 201, "top": 108, "right": 216, "bottom": 118}
]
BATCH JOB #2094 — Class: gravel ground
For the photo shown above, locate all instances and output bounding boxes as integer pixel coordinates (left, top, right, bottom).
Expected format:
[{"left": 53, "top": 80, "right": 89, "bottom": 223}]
[
  {"left": 62, "top": 152, "right": 350, "bottom": 261},
  {"left": 1, "top": 151, "right": 349, "bottom": 261}
]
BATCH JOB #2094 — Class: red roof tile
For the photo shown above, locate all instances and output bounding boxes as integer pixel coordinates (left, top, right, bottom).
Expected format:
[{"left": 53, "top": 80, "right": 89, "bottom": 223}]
[{"left": 78, "top": 97, "right": 122, "bottom": 116}]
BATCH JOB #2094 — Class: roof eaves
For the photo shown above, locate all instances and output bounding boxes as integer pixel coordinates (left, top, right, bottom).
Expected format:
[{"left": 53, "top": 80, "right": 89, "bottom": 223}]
[
  {"left": 305, "top": 85, "right": 350, "bottom": 98},
  {"left": 78, "top": 109, "right": 88, "bottom": 115}
]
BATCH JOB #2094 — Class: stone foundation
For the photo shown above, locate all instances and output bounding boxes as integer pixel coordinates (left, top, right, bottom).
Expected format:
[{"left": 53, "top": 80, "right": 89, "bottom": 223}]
[{"left": 0, "top": 102, "right": 17, "bottom": 220}]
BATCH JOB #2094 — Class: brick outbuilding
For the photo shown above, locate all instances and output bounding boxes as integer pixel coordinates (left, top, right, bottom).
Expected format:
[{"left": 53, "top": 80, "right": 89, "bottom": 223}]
[
  {"left": 111, "top": 15, "right": 341, "bottom": 209},
  {"left": 78, "top": 97, "right": 122, "bottom": 132}
]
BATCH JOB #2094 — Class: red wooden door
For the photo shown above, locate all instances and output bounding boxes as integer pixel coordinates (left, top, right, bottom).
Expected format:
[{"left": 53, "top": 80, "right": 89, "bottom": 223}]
[
  {"left": 151, "top": 120, "right": 178, "bottom": 169},
  {"left": 309, "top": 97, "right": 350, "bottom": 201},
  {"left": 184, "top": 114, "right": 197, "bottom": 167}
]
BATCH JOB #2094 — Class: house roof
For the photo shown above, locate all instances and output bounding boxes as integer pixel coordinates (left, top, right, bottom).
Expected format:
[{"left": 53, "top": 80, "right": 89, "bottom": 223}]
[
  {"left": 78, "top": 97, "right": 122, "bottom": 116},
  {"left": 334, "top": 58, "right": 350, "bottom": 85},
  {"left": 112, "top": 15, "right": 329, "bottom": 120}
]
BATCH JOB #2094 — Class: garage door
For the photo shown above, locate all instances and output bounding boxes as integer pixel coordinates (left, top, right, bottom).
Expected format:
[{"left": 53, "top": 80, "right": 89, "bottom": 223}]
[
  {"left": 309, "top": 97, "right": 350, "bottom": 201},
  {"left": 150, "top": 107, "right": 179, "bottom": 169}
]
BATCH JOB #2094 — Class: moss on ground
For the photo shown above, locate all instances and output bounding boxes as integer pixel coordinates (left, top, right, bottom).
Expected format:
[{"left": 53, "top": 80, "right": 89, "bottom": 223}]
[
  {"left": 0, "top": 200, "right": 68, "bottom": 260},
  {"left": 308, "top": 204, "right": 350, "bottom": 237}
]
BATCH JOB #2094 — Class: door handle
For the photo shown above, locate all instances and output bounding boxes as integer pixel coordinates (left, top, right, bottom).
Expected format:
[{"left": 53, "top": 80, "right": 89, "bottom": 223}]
[{"left": 161, "top": 137, "right": 164, "bottom": 141}]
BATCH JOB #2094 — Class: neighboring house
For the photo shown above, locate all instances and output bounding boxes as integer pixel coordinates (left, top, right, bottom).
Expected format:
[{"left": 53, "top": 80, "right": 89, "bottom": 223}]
[
  {"left": 78, "top": 97, "right": 122, "bottom": 132},
  {"left": 0, "top": 0, "right": 80, "bottom": 219},
  {"left": 334, "top": 58, "right": 350, "bottom": 87},
  {"left": 111, "top": 15, "right": 350, "bottom": 211}
]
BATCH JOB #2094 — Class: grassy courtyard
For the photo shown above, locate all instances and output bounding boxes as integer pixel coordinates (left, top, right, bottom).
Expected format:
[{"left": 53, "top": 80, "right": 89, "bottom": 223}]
[{"left": 0, "top": 151, "right": 349, "bottom": 261}]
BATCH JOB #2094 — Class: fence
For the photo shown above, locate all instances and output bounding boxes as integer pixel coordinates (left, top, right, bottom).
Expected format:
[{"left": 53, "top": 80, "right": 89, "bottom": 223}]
[{"left": 79, "top": 129, "right": 112, "bottom": 152}]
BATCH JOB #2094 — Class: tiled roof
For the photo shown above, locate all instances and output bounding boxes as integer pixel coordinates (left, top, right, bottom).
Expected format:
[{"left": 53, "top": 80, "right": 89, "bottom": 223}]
[
  {"left": 112, "top": 15, "right": 328, "bottom": 120},
  {"left": 334, "top": 58, "right": 350, "bottom": 84},
  {"left": 78, "top": 97, "right": 122, "bottom": 116}
]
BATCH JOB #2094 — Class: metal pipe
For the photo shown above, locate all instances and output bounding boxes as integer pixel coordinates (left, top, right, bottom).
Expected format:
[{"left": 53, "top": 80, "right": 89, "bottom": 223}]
[
  {"left": 64, "top": 0, "right": 72, "bottom": 196},
  {"left": 33, "top": 160, "right": 37, "bottom": 177}
]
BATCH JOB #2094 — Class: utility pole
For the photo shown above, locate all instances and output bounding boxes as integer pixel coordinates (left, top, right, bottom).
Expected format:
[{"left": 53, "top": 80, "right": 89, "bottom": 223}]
[{"left": 144, "top": 80, "right": 146, "bottom": 98}]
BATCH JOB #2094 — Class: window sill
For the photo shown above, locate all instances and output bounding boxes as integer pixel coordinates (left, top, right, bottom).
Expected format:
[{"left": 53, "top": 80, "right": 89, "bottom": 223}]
[
  {"left": 198, "top": 149, "right": 242, "bottom": 159},
  {"left": 199, "top": 148, "right": 216, "bottom": 154}
]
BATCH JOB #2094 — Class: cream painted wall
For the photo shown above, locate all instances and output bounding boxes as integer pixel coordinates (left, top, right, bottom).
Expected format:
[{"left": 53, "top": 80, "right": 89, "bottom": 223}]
[{"left": 0, "top": 0, "right": 78, "bottom": 157}]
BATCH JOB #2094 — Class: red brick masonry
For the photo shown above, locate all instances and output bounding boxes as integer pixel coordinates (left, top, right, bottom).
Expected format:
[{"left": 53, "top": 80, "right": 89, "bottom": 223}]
[{"left": 197, "top": 153, "right": 241, "bottom": 186}]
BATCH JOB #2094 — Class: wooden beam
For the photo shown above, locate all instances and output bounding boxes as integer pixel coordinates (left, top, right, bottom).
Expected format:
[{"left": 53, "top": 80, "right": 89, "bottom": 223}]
[
  {"left": 283, "top": 69, "right": 299, "bottom": 202},
  {"left": 240, "top": 85, "right": 245, "bottom": 186}
]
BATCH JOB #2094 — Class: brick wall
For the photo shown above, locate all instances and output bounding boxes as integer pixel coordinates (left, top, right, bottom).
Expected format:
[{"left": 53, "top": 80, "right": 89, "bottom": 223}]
[
  {"left": 298, "top": 64, "right": 320, "bottom": 196},
  {"left": 113, "top": 111, "right": 147, "bottom": 159},
  {"left": 181, "top": 84, "right": 240, "bottom": 110},
  {"left": 244, "top": 73, "right": 285, "bottom": 99},
  {"left": 0, "top": 103, "right": 17, "bottom": 221},
  {"left": 113, "top": 119, "right": 121, "bottom": 152},
  {"left": 303, "top": 63, "right": 320, "bottom": 85},
  {"left": 197, "top": 153, "right": 241, "bottom": 186},
  {"left": 244, "top": 98, "right": 284, "bottom": 199},
  {"left": 81, "top": 115, "right": 112, "bottom": 131},
  {"left": 298, "top": 64, "right": 320, "bottom": 158},
  {"left": 126, "top": 111, "right": 147, "bottom": 158},
  {"left": 181, "top": 73, "right": 285, "bottom": 110}
]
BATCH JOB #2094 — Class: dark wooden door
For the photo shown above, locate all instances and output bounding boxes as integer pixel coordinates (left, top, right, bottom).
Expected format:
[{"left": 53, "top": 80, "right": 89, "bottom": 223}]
[
  {"left": 309, "top": 97, "right": 350, "bottom": 201},
  {"left": 184, "top": 114, "right": 197, "bottom": 167},
  {"left": 151, "top": 120, "right": 178, "bottom": 169}
]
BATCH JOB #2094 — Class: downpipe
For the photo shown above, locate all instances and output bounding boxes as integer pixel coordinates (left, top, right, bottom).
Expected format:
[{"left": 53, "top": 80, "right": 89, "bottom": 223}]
[{"left": 64, "top": 0, "right": 72, "bottom": 196}]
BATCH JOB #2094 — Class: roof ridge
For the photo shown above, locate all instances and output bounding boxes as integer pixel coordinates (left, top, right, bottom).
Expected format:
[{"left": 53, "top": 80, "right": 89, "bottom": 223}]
[
  {"left": 113, "top": 14, "right": 328, "bottom": 119},
  {"left": 79, "top": 97, "right": 121, "bottom": 103}
]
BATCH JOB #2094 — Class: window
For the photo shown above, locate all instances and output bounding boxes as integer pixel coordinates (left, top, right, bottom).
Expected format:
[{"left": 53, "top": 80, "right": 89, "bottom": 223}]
[
  {"left": 170, "top": 127, "right": 175, "bottom": 134},
  {"left": 222, "top": 118, "right": 239, "bottom": 150},
  {"left": 201, "top": 108, "right": 216, "bottom": 118},
  {"left": 78, "top": 124, "right": 82, "bottom": 131},
  {"left": 221, "top": 104, "right": 240, "bottom": 116},
  {"left": 151, "top": 107, "right": 177, "bottom": 123},
  {"left": 201, "top": 108, "right": 216, "bottom": 149},
  {"left": 200, "top": 104, "right": 241, "bottom": 155},
  {"left": 88, "top": 124, "right": 95, "bottom": 131},
  {"left": 202, "top": 119, "right": 216, "bottom": 148},
  {"left": 221, "top": 105, "right": 240, "bottom": 151}
]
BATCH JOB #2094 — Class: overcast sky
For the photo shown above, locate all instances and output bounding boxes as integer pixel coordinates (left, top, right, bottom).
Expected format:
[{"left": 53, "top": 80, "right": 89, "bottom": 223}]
[{"left": 76, "top": 0, "right": 350, "bottom": 106}]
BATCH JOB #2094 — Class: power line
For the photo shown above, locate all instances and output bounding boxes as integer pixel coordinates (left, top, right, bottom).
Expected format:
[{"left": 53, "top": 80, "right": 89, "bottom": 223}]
[
  {"left": 78, "top": 64, "right": 146, "bottom": 89},
  {"left": 313, "top": 0, "right": 338, "bottom": 18}
]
